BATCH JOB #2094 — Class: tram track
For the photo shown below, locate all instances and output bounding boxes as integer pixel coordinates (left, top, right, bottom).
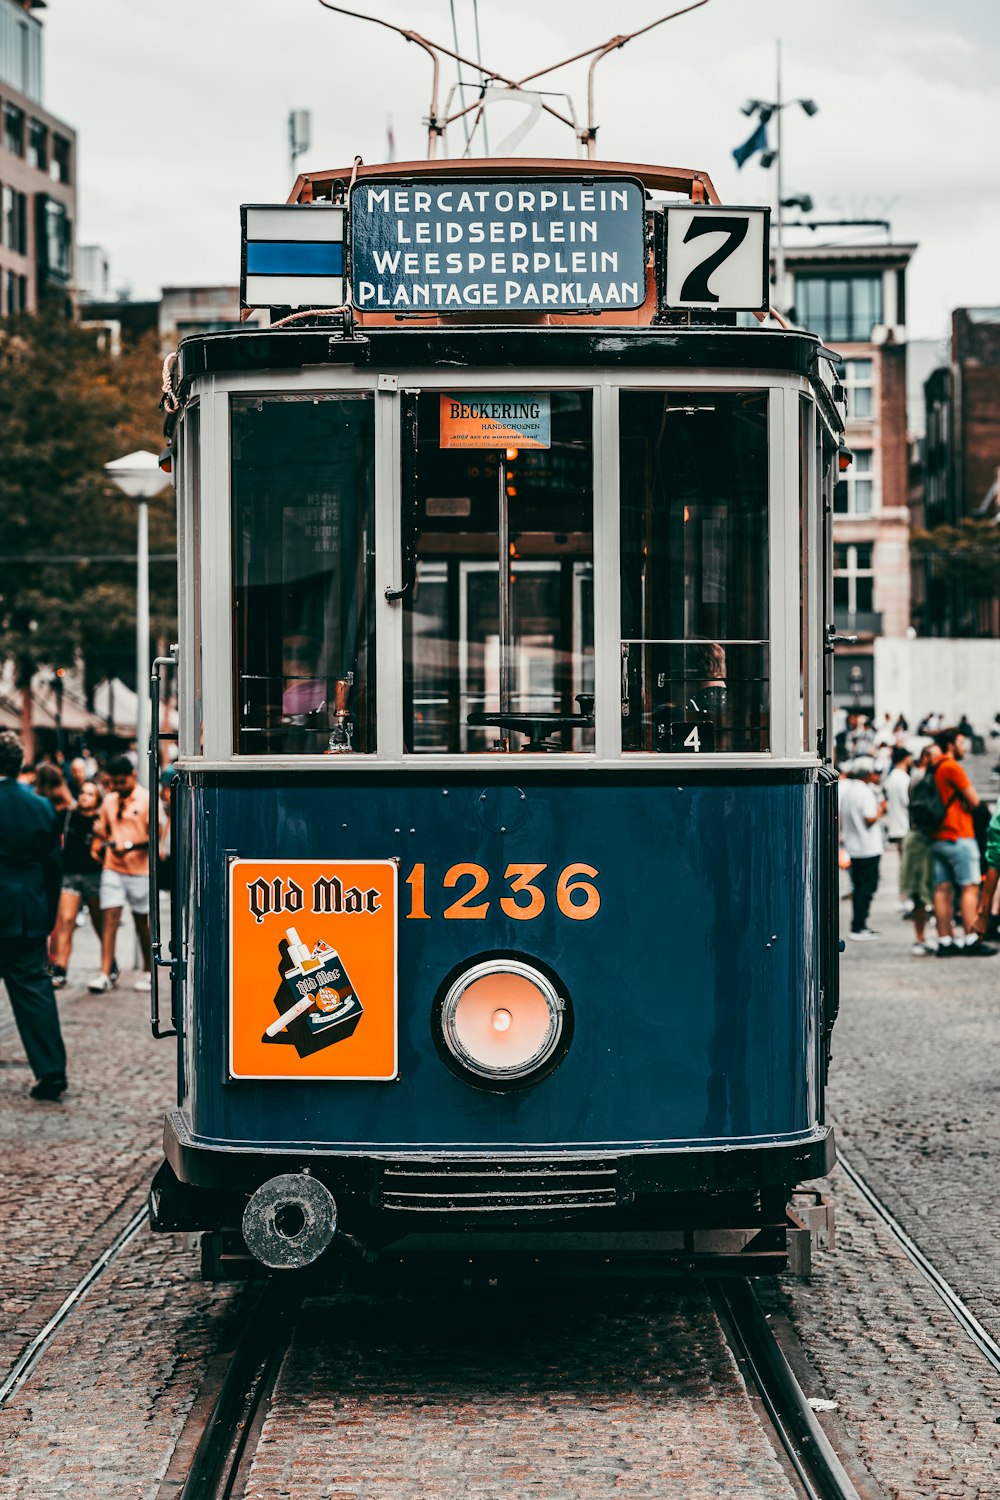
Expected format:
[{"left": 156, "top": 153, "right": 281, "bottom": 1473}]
[
  {"left": 711, "top": 1278, "right": 863, "bottom": 1500},
  {"left": 838, "top": 1149, "right": 1000, "bottom": 1377},
  {"left": 0, "top": 1201, "right": 148, "bottom": 1409},
  {"left": 164, "top": 1274, "right": 867, "bottom": 1500},
  {"left": 162, "top": 1284, "right": 301, "bottom": 1500}
]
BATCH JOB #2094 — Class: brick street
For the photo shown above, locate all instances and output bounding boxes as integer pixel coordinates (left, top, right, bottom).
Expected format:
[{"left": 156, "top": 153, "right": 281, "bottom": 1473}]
[{"left": 0, "top": 834, "right": 999, "bottom": 1496}]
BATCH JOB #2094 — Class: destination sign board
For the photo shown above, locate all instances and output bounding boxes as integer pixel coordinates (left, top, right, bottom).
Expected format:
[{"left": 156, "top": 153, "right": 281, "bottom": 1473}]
[{"left": 350, "top": 178, "right": 646, "bottom": 313}]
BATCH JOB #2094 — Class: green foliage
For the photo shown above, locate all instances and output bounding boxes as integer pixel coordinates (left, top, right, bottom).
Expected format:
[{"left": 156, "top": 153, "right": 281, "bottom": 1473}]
[
  {"left": 0, "top": 311, "right": 176, "bottom": 694},
  {"left": 910, "top": 519, "right": 1000, "bottom": 596}
]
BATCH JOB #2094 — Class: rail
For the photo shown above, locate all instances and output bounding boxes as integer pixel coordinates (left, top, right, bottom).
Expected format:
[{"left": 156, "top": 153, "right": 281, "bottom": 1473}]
[
  {"left": 169, "top": 1285, "right": 301, "bottom": 1500},
  {"left": 712, "top": 1278, "right": 864, "bottom": 1500}
]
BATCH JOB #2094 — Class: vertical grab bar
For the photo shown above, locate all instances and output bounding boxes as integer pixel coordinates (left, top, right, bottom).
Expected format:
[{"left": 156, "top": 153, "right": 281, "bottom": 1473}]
[{"left": 149, "top": 650, "right": 179, "bottom": 1039}]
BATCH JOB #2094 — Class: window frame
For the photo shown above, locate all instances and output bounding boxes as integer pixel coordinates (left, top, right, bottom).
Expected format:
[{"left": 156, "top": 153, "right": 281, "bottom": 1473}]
[
  {"left": 3, "top": 102, "right": 24, "bottom": 157},
  {"left": 27, "top": 117, "right": 46, "bottom": 171},
  {"left": 230, "top": 389, "right": 378, "bottom": 758},
  {"left": 834, "top": 446, "right": 876, "bottom": 516},
  {"left": 794, "top": 273, "right": 884, "bottom": 344},
  {"left": 840, "top": 357, "right": 874, "bottom": 422},
  {"left": 833, "top": 542, "right": 875, "bottom": 618},
  {"left": 182, "top": 368, "right": 821, "bottom": 769}
]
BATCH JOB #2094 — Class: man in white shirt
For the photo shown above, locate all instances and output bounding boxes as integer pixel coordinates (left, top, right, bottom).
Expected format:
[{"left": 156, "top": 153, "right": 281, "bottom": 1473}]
[{"left": 839, "top": 757, "right": 887, "bottom": 940}]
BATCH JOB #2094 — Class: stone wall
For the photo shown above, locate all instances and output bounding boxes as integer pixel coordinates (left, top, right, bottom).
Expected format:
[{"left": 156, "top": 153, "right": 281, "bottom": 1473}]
[{"left": 875, "top": 635, "right": 1000, "bottom": 731}]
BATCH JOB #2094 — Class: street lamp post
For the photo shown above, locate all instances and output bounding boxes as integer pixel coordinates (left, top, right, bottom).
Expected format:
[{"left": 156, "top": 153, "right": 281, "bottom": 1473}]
[
  {"left": 104, "top": 451, "right": 169, "bottom": 789},
  {"left": 740, "top": 42, "right": 818, "bottom": 316}
]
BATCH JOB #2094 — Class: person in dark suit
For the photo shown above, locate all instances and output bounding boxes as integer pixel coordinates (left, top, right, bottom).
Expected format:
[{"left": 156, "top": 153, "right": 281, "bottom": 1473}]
[{"left": 0, "top": 732, "right": 68, "bottom": 1100}]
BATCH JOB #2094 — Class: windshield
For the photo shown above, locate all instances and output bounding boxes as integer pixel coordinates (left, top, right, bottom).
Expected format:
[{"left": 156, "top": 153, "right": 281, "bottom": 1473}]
[
  {"left": 619, "top": 391, "right": 769, "bottom": 753},
  {"left": 403, "top": 390, "right": 594, "bottom": 753}
]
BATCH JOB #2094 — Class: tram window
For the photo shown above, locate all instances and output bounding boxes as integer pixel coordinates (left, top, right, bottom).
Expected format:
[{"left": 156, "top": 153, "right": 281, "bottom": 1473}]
[
  {"left": 799, "top": 394, "right": 812, "bottom": 755},
  {"left": 181, "top": 402, "right": 202, "bottom": 754},
  {"left": 232, "top": 394, "right": 375, "bottom": 755},
  {"left": 619, "top": 392, "right": 769, "bottom": 753},
  {"left": 402, "top": 391, "right": 594, "bottom": 754}
]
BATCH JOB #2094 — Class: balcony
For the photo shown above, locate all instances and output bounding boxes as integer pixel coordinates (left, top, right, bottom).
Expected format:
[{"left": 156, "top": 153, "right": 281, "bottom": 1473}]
[{"left": 834, "top": 608, "right": 883, "bottom": 637}]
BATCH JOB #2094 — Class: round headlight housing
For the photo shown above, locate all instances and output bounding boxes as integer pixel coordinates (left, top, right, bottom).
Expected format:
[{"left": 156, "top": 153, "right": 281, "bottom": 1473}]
[{"left": 435, "top": 957, "right": 569, "bottom": 1088}]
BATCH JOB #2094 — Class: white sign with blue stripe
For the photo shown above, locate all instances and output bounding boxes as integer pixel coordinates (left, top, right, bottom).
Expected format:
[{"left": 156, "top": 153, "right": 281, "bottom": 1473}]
[{"left": 241, "top": 205, "right": 345, "bottom": 309}]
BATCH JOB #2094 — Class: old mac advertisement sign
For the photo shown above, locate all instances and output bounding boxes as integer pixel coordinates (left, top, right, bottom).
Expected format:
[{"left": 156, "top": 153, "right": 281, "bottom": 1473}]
[
  {"left": 351, "top": 177, "right": 646, "bottom": 312},
  {"left": 228, "top": 859, "right": 397, "bottom": 1081}
]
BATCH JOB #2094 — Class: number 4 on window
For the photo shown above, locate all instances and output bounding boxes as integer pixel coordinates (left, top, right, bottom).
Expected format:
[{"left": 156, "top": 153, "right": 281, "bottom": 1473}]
[{"left": 669, "top": 720, "right": 715, "bottom": 753}]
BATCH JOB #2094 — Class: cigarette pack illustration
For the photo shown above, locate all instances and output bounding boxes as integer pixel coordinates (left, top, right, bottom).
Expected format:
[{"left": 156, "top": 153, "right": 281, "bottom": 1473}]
[{"left": 263, "top": 926, "right": 364, "bottom": 1058}]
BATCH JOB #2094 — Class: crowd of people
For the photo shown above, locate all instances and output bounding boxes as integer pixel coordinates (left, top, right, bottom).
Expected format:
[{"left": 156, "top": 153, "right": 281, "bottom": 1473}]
[
  {"left": 838, "top": 716, "right": 1000, "bottom": 958},
  {"left": 0, "top": 731, "right": 172, "bottom": 1103}
]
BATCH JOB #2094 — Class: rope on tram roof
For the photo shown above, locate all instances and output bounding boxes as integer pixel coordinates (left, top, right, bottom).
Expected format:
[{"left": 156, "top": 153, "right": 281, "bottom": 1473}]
[{"left": 161, "top": 350, "right": 179, "bottom": 415}]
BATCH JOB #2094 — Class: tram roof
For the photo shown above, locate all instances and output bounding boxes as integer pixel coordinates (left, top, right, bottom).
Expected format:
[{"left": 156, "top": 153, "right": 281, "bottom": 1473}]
[
  {"left": 180, "top": 154, "right": 845, "bottom": 436},
  {"left": 173, "top": 325, "right": 845, "bottom": 436},
  {"left": 288, "top": 157, "right": 723, "bottom": 207}
]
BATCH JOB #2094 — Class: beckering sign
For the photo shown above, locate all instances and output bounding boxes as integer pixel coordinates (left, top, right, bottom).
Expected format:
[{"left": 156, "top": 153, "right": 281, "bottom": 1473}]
[{"left": 350, "top": 178, "right": 646, "bottom": 313}]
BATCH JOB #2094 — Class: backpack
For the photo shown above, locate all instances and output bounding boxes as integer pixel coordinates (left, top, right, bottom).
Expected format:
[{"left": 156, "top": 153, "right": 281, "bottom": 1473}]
[{"left": 908, "top": 763, "right": 955, "bottom": 835}]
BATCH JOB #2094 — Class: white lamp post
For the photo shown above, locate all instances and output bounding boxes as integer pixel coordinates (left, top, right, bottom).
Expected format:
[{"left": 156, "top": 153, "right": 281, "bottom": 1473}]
[{"left": 104, "top": 450, "right": 170, "bottom": 788}]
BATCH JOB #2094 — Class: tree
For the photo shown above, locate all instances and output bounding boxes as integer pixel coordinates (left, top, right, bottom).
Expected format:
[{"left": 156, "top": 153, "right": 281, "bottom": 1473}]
[{"left": 0, "top": 312, "right": 176, "bottom": 758}]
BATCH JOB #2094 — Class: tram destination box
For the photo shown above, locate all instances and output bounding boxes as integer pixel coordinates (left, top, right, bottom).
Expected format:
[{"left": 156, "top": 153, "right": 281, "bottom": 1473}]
[
  {"left": 350, "top": 176, "right": 647, "bottom": 313},
  {"left": 656, "top": 205, "right": 770, "bottom": 312}
]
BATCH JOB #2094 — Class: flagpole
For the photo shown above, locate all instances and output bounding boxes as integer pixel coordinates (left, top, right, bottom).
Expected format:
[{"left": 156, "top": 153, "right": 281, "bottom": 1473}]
[{"left": 775, "top": 38, "right": 784, "bottom": 315}]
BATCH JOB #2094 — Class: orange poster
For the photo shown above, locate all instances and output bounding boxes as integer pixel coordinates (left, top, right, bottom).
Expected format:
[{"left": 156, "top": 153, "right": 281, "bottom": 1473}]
[
  {"left": 229, "top": 859, "right": 397, "bottom": 1080},
  {"left": 439, "top": 392, "right": 551, "bottom": 449}
]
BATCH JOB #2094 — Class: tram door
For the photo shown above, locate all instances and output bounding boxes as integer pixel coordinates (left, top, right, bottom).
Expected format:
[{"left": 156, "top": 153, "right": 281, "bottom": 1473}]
[{"left": 402, "top": 391, "right": 594, "bottom": 754}]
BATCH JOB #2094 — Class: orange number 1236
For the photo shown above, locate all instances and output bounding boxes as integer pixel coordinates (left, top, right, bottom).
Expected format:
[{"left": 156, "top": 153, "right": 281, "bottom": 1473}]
[{"left": 404, "top": 862, "right": 600, "bottom": 921}]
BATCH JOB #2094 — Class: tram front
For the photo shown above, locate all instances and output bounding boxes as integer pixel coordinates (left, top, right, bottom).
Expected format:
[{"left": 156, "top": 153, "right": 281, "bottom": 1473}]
[{"left": 149, "top": 158, "right": 847, "bottom": 1279}]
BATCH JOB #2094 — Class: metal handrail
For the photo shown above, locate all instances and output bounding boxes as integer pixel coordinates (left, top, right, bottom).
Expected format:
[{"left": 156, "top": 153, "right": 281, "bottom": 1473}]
[{"left": 149, "top": 650, "right": 179, "bottom": 1040}]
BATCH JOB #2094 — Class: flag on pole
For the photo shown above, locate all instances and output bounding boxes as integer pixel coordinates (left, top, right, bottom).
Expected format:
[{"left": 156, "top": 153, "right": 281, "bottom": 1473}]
[{"left": 732, "top": 120, "right": 768, "bottom": 170}]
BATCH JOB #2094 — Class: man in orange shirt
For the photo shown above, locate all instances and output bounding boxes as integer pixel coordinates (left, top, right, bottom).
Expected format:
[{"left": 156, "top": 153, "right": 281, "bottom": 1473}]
[
  {"left": 932, "top": 728, "right": 997, "bottom": 957},
  {"left": 88, "top": 756, "right": 153, "bottom": 992}
]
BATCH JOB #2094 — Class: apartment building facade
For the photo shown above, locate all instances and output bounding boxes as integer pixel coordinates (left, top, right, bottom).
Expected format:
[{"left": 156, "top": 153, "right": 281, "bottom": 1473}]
[
  {"left": 916, "top": 308, "right": 1000, "bottom": 638},
  {"left": 785, "top": 240, "right": 917, "bottom": 714},
  {"left": 0, "top": 0, "right": 75, "bottom": 315}
]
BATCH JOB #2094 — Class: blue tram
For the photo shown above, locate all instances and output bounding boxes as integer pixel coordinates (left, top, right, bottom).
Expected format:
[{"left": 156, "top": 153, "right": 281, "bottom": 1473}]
[{"left": 148, "top": 157, "right": 847, "bottom": 1278}]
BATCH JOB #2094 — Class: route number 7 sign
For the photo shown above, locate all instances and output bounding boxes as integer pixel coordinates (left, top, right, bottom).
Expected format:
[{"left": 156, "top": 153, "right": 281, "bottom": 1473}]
[{"left": 662, "top": 206, "right": 770, "bottom": 312}]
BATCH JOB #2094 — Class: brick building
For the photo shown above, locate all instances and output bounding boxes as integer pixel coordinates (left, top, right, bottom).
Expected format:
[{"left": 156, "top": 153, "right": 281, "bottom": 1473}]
[
  {"left": 0, "top": 0, "right": 75, "bottom": 316},
  {"left": 785, "top": 241, "right": 917, "bottom": 714},
  {"left": 915, "top": 308, "right": 1000, "bottom": 637}
]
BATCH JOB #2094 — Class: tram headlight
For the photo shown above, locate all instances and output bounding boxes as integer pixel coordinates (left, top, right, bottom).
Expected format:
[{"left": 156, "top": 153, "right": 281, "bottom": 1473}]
[{"left": 435, "top": 958, "right": 569, "bottom": 1087}]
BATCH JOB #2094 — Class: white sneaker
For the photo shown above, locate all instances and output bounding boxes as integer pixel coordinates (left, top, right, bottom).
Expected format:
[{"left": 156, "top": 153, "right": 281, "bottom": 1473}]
[
  {"left": 849, "top": 928, "right": 881, "bottom": 942},
  {"left": 911, "top": 942, "right": 932, "bottom": 956},
  {"left": 88, "top": 972, "right": 113, "bottom": 993},
  {"left": 133, "top": 974, "right": 152, "bottom": 992}
]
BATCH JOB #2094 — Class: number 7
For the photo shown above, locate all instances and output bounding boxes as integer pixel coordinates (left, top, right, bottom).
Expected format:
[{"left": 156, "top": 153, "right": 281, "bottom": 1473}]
[{"left": 678, "top": 216, "right": 750, "bottom": 304}]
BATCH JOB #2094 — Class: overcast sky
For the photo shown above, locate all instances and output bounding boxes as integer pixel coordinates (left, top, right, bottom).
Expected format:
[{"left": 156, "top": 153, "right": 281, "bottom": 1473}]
[{"left": 42, "top": 0, "right": 1000, "bottom": 342}]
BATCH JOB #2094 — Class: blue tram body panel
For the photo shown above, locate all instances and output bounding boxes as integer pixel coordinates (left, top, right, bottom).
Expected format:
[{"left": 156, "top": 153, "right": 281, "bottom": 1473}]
[{"left": 173, "top": 773, "right": 822, "bottom": 1155}]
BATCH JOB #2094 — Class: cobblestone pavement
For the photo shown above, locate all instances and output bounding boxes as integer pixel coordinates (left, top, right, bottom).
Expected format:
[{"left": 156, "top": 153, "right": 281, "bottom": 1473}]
[
  {"left": 825, "top": 849, "right": 1000, "bottom": 1337},
  {"left": 244, "top": 1288, "right": 799, "bottom": 1500},
  {"left": 3, "top": 818, "right": 1000, "bottom": 1496},
  {"left": 763, "top": 774, "right": 1000, "bottom": 1500},
  {"left": 0, "top": 911, "right": 241, "bottom": 1497}
]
